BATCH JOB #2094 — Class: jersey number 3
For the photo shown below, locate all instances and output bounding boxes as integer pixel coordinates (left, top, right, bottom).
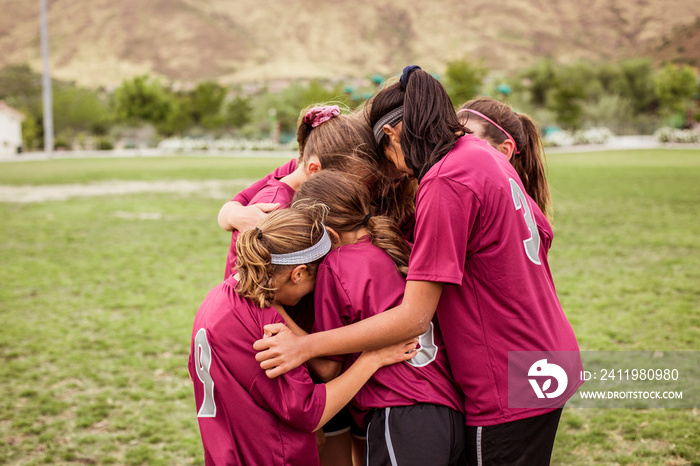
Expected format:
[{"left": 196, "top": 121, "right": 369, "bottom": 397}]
[
  {"left": 509, "top": 178, "right": 541, "bottom": 265},
  {"left": 194, "top": 328, "right": 216, "bottom": 417}
]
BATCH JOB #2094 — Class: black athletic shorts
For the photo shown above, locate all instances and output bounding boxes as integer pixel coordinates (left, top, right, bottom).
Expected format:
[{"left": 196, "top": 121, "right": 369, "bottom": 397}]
[
  {"left": 365, "top": 403, "right": 466, "bottom": 466},
  {"left": 465, "top": 408, "right": 563, "bottom": 466},
  {"left": 322, "top": 407, "right": 367, "bottom": 438},
  {"left": 323, "top": 406, "right": 353, "bottom": 436}
]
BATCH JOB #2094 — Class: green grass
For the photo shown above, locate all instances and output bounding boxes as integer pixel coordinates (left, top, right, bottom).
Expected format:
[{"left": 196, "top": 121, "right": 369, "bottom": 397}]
[
  {"left": 0, "top": 155, "right": 294, "bottom": 185},
  {"left": 1, "top": 150, "right": 698, "bottom": 465}
]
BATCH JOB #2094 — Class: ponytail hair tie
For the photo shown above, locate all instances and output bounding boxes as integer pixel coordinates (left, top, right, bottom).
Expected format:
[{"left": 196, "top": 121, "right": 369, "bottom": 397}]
[
  {"left": 303, "top": 105, "right": 340, "bottom": 128},
  {"left": 255, "top": 227, "right": 263, "bottom": 240},
  {"left": 400, "top": 65, "right": 421, "bottom": 89},
  {"left": 362, "top": 213, "right": 372, "bottom": 226}
]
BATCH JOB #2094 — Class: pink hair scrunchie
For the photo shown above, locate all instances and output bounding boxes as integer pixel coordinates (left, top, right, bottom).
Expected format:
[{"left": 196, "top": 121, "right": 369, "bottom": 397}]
[{"left": 303, "top": 105, "right": 340, "bottom": 128}]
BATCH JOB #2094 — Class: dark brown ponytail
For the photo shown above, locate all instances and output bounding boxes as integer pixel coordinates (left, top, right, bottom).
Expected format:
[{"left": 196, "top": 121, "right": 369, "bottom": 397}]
[{"left": 366, "top": 69, "right": 465, "bottom": 180}]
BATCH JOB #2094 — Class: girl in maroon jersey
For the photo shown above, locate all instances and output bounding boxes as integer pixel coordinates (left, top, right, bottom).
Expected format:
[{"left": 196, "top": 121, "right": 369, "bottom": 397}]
[
  {"left": 217, "top": 104, "right": 414, "bottom": 236},
  {"left": 217, "top": 103, "right": 385, "bottom": 465},
  {"left": 222, "top": 104, "right": 377, "bottom": 280},
  {"left": 293, "top": 170, "right": 466, "bottom": 465},
  {"left": 189, "top": 207, "right": 417, "bottom": 466},
  {"left": 457, "top": 96, "right": 552, "bottom": 221},
  {"left": 254, "top": 66, "right": 581, "bottom": 466}
]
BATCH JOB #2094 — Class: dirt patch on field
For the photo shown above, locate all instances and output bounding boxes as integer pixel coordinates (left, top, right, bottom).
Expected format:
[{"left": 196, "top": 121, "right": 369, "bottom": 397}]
[{"left": 0, "top": 179, "right": 254, "bottom": 203}]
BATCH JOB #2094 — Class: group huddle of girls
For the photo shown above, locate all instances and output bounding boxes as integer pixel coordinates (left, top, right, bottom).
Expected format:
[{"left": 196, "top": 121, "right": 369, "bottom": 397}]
[{"left": 188, "top": 66, "right": 581, "bottom": 466}]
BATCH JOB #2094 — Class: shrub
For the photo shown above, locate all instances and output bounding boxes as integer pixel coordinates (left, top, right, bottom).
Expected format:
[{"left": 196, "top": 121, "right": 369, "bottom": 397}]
[
  {"left": 654, "top": 127, "right": 700, "bottom": 143},
  {"left": 157, "top": 137, "right": 280, "bottom": 152}
]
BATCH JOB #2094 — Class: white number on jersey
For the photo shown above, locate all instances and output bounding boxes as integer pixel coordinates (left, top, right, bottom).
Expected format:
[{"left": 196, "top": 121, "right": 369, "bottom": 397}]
[
  {"left": 406, "top": 322, "right": 438, "bottom": 368},
  {"left": 194, "top": 328, "right": 217, "bottom": 417},
  {"left": 509, "top": 178, "right": 541, "bottom": 265}
]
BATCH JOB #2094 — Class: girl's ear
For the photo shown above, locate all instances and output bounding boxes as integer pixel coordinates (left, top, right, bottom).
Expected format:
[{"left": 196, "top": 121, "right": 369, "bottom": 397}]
[
  {"left": 498, "top": 139, "right": 516, "bottom": 160},
  {"left": 384, "top": 121, "right": 403, "bottom": 143},
  {"left": 291, "top": 264, "right": 308, "bottom": 284},
  {"left": 306, "top": 155, "right": 322, "bottom": 175},
  {"left": 325, "top": 227, "right": 341, "bottom": 249},
  {"left": 382, "top": 124, "right": 400, "bottom": 144}
]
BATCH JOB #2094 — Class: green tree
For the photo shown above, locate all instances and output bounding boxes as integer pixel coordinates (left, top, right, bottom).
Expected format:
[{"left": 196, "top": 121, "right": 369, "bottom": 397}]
[
  {"left": 548, "top": 65, "right": 587, "bottom": 130},
  {"left": 52, "top": 85, "right": 112, "bottom": 136},
  {"left": 0, "top": 64, "right": 43, "bottom": 127},
  {"left": 113, "top": 75, "right": 174, "bottom": 125},
  {"left": 615, "top": 58, "right": 657, "bottom": 113},
  {"left": 521, "top": 58, "right": 558, "bottom": 107},
  {"left": 443, "top": 59, "right": 488, "bottom": 107},
  {"left": 654, "top": 64, "right": 698, "bottom": 117},
  {"left": 21, "top": 112, "right": 42, "bottom": 150},
  {"left": 225, "top": 96, "right": 252, "bottom": 129},
  {"left": 0, "top": 64, "right": 42, "bottom": 103},
  {"left": 157, "top": 94, "right": 191, "bottom": 136},
  {"left": 189, "top": 81, "right": 227, "bottom": 130},
  {"left": 274, "top": 80, "right": 350, "bottom": 134}
]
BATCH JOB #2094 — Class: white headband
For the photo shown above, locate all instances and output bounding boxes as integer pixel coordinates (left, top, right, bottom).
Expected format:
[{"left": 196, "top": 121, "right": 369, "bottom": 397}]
[{"left": 269, "top": 227, "right": 331, "bottom": 265}]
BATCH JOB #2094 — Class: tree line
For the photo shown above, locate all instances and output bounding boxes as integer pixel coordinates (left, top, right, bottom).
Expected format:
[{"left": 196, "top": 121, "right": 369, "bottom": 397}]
[{"left": 0, "top": 58, "right": 698, "bottom": 151}]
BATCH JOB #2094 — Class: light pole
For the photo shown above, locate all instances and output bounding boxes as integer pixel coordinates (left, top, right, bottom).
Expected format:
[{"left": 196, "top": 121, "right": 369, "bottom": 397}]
[{"left": 40, "top": 0, "right": 54, "bottom": 155}]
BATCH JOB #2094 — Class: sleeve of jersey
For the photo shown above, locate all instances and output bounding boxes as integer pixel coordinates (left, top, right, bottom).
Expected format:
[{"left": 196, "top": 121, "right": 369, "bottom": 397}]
[
  {"left": 407, "top": 177, "right": 479, "bottom": 286},
  {"left": 249, "top": 363, "right": 326, "bottom": 432},
  {"left": 231, "top": 158, "right": 297, "bottom": 204},
  {"left": 249, "top": 186, "right": 278, "bottom": 204},
  {"left": 312, "top": 263, "right": 354, "bottom": 363}
]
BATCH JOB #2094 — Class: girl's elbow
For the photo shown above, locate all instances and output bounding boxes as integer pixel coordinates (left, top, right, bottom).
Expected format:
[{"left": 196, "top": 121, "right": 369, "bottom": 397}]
[{"left": 414, "top": 317, "right": 431, "bottom": 336}]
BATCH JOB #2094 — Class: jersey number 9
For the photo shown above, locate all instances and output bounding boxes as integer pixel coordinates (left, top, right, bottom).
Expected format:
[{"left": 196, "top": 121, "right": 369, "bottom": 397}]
[{"left": 194, "top": 328, "right": 217, "bottom": 417}]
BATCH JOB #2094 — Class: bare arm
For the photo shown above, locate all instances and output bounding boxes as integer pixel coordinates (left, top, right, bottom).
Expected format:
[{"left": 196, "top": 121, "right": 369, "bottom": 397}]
[
  {"left": 217, "top": 201, "right": 279, "bottom": 232},
  {"left": 314, "top": 339, "right": 418, "bottom": 431},
  {"left": 254, "top": 280, "right": 444, "bottom": 378}
]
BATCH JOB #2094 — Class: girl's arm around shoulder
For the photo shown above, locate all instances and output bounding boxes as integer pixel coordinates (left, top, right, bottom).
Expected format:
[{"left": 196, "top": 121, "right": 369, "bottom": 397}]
[
  {"left": 217, "top": 158, "right": 296, "bottom": 231},
  {"left": 217, "top": 201, "right": 280, "bottom": 232},
  {"left": 254, "top": 280, "right": 444, "bottom": 378}
]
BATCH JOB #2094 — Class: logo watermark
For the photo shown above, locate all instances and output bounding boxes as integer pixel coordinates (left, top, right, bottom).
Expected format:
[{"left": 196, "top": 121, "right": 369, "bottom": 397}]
[
  {"left": 528, "top": 359, "right": 568, "bottom": 399},
  {"left": 509, "top": 351, "right": 699, "bottom": 409}
]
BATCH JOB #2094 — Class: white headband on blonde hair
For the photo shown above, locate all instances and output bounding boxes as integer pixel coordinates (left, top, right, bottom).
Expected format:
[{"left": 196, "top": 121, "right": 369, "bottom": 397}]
[{"left": 269, "top": 227, "right": 331, "bottom": 265}]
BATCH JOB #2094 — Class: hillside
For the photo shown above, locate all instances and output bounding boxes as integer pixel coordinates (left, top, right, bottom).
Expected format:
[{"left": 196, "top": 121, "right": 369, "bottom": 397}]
[{"left": 1, "top": 0, "right": 699, "bottom": 88}]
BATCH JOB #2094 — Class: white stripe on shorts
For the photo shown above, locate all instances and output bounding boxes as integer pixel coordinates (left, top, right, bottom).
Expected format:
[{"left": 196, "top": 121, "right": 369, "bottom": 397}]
[
  {"left": 365, "top": 421, "right": 372, "bottom": 466},
  {"left": 477, "top": 426, "right": 483, "bottom": 466},
  {"left": 384, "top": 407, "right": 399, "bottom": 466}
]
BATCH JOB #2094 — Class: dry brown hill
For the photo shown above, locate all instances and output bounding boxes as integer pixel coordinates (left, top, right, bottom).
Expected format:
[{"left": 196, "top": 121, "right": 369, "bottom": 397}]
[{"left": 1, "top": 0, "right": 699, "bottom": 88}]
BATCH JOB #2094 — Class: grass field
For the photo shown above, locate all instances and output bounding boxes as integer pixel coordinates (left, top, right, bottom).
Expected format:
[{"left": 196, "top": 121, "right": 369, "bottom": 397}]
[{"left": 0, "top": 149, "right": 698, "bottom": 465}]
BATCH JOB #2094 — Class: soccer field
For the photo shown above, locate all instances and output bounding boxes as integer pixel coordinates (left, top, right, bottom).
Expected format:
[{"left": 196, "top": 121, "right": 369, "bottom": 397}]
[{"left": 0, "top": 149, "right": 698, "bottom": 465}]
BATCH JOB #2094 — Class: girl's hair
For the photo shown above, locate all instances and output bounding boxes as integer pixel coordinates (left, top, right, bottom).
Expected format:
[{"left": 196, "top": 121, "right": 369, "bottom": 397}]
[
  {"left": 299, "top": 102, "right": 417, "bottom": 228},
  {"left": 365, "top": 69, "right": 465, "bottom": 181},
  {"left": 236, "top": 207, "right": 327, "bottom": 308},
  {"left": 293, "top": 170, "right": 411, "bottom": 275},
  {"left": 457, "top": 98, "right": 552, "bottom": 220},
  {"left": 296, "top": 104, "right": 376, "bottom": 182}
]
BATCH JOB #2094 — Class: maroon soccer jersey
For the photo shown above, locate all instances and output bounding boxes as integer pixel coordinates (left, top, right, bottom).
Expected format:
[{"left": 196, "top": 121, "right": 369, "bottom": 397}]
[
  {"left": 406, "top": 135, "right": 581, "bottom": 426},
  {"left": 224, "top": 178, "right": 296, "bottom": 279},
  {"left": 189, "top": 276, "right": 325, "bottom": 465},
  {"left": 314, "top": 239, "right": 464, "bottom": 426},
  {"left": 232, "top": 158, "right": 296, "bottom": 205}
]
